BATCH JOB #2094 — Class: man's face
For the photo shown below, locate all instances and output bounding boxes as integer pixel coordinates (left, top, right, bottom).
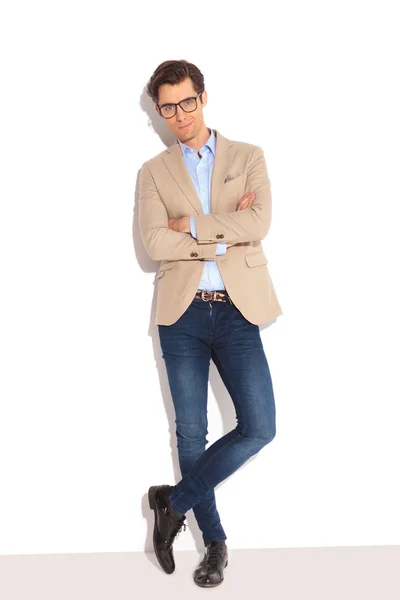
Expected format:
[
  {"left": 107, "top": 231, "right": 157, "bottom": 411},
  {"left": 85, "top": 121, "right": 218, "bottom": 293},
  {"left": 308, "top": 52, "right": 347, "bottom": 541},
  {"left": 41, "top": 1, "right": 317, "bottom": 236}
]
[{"left": 156, "top": 77, "right": 208, "bottom": 142}]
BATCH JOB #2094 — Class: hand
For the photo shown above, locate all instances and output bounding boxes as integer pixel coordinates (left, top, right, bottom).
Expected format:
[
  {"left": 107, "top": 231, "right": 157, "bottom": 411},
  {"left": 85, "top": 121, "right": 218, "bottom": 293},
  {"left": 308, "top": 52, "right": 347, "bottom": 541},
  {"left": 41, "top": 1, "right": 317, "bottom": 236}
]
[
  {"left": 227, "top": 192, "right": 256, "bottom": 247},
  {"left": 168, "top": 216, "right": 190, "bottom": 233},
  {"left": 236, "top": 192, "right": 256, "bottom": 211}
]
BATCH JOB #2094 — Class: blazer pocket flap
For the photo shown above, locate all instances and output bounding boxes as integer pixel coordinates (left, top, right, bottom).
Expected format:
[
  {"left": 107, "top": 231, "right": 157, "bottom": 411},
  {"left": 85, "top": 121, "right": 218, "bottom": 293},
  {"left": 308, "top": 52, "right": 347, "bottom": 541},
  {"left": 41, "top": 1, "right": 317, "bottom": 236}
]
[
  {"left": 245, "top": 252, "right": 268, "bottom": 267},
  {"left": 155, "top": 261, "right": 177, "bottom": 278}
]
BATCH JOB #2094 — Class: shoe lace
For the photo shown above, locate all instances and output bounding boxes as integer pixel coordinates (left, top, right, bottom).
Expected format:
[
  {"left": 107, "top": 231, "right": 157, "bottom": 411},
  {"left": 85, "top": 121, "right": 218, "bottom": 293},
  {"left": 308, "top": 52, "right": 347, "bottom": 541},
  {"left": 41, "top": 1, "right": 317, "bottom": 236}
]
[
  {"left": 165, "top": 516, "right": 187, "bottom": 548},
  {"left": 206, "top": 545, "right": 224, "bottom": 570}
]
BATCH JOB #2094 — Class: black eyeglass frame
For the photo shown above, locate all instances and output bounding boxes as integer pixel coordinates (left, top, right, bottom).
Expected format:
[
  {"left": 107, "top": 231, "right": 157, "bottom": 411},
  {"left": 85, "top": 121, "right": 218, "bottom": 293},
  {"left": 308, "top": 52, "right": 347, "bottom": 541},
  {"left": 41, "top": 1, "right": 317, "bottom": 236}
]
[{"left": 157, "top": 91, "right": 202, "bottom": 119}]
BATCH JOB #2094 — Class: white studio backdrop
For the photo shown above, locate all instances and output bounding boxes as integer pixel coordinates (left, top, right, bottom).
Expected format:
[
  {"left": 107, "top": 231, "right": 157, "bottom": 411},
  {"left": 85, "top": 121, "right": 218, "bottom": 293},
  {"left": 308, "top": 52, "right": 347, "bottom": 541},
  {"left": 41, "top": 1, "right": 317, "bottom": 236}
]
[{"left": 0, "top": 0, "right": 399, "bottom": 555}]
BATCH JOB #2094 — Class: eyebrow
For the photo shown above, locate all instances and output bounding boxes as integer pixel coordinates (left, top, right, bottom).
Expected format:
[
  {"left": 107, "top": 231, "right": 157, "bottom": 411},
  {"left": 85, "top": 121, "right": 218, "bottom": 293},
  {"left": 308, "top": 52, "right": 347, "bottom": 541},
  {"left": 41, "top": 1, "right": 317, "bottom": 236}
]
[{"left": 158, "top": 96, "right": 194, "bottom": 108}]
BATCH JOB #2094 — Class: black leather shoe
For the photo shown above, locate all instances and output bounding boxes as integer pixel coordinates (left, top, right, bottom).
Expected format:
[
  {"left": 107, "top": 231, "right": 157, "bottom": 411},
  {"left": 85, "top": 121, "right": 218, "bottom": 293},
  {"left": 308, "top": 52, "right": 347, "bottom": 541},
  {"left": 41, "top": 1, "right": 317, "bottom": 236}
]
[
  {"left": 148, "top": 484, "right": 187, "bottom": 574},
  {"left": 193, "top": 540, "right": 228, "bottom": 587}
]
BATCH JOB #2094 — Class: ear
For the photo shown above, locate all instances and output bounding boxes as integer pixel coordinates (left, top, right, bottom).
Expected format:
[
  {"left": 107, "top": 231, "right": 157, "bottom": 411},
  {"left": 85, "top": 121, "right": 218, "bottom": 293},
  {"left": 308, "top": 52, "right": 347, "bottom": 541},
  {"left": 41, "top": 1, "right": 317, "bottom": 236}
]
[
  {"left": 200, "top": 90, "right": 208, "bottom": 108},
  {"left": 155, "top": 105, "right": 160, "bottom": 116}
]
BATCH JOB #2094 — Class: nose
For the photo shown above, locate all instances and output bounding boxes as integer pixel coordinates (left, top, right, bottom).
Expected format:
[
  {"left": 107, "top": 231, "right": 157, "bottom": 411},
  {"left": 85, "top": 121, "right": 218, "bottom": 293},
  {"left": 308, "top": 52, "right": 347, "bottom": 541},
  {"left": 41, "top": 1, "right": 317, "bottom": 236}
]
[{"left": 175, "top": 104, "right": 186, "bottom": 121}]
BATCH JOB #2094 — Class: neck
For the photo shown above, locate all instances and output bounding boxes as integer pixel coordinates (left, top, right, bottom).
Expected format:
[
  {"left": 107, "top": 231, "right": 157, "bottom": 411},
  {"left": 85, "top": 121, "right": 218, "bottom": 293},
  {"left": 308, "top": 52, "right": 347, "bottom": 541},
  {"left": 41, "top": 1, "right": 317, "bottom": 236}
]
[{"left": 179, "top": 125, "right": 211, "bottom": 152}]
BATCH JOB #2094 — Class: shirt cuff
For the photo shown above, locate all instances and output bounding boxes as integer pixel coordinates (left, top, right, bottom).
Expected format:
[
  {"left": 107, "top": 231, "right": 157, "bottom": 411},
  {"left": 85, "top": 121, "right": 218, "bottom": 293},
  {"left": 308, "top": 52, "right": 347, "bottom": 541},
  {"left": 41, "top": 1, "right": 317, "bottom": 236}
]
[
  {"left": 215, "top": 242, "right": 227, "bottom": 255},
  {"left": 190, "top": 215, "right": 197, "bottom": 238}
]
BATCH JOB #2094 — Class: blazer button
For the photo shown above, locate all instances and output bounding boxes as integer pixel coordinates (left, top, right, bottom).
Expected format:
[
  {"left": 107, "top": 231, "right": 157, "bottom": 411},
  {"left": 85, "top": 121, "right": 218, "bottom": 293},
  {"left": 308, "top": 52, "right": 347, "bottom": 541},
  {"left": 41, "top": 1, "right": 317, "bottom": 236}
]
[
  {"left": 216, "top": 234, "right": 221, "bottom": 239},
  {"left": 190, "top": 252, "right": 198, "bottom": 257},
  {"left": 219, "top": 234, "right": 224, "bottom": 238}
]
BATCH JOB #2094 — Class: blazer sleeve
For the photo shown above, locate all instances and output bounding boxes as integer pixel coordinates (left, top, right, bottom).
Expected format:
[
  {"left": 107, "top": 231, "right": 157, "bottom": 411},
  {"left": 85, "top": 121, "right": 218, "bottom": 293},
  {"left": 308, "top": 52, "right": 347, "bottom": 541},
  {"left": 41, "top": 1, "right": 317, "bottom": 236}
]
[
  {"left": 192, "top": 146, "right": 272, "bottom": 244},
  {"left": 138, "top": 162, "right": 218, "bottom": 261},
  {"left": 190, "top": 216, "right": 227, "bottom": 256}
]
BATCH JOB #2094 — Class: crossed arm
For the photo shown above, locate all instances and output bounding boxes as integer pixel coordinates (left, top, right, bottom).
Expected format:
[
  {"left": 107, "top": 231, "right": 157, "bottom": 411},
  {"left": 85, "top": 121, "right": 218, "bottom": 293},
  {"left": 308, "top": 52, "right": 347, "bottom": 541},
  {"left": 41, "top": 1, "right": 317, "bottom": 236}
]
[
  {"left": 139, "top": 164, "right": 218, "bottom": 261},
  {"left": 138, "top": 145, "right": 271, "bottom": 261},
  {"left": 192, "top": 146, "right": 272, "bottom": 244}
]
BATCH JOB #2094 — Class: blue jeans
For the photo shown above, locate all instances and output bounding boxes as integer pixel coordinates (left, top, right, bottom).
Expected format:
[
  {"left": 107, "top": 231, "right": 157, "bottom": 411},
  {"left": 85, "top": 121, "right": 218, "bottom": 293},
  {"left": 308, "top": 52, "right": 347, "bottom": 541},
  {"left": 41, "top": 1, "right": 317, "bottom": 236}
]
[{"left": 157, "top": 292, "right": 276, "bottom": 547}]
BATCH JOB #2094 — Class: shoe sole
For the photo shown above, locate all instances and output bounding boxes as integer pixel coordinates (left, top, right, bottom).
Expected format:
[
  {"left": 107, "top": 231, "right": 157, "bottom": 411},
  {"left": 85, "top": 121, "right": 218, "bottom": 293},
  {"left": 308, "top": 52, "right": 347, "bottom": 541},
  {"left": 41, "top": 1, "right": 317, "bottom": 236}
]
[
  {"left": 148, "top": 485, "right": 174, "bottom": 575},
  {"left": 193, "top": 560, "right": 228, "bottom": 587}
]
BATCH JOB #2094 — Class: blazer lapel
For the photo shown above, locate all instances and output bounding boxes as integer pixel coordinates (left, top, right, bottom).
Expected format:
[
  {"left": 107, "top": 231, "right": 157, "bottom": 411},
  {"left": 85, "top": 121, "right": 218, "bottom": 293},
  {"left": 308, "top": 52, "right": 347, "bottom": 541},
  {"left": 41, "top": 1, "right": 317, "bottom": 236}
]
[{"left": 162, "top": 129, "right": 236, "bottom": 215}]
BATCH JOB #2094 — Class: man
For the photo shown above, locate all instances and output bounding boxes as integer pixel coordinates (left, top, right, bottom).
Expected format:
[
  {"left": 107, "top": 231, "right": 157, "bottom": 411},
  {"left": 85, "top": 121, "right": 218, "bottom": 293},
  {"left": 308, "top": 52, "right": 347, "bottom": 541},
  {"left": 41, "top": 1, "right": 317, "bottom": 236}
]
[{"left": 139, "top": 59, "right": 282, "bottom": 588}]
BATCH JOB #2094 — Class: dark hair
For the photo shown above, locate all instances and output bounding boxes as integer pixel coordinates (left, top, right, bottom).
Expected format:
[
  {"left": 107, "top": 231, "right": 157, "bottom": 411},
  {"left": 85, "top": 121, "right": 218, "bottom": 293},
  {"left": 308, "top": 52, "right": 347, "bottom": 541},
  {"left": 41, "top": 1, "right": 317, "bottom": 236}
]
[{"left": 146, "top": 59, "right": 205, "bottom": 106}]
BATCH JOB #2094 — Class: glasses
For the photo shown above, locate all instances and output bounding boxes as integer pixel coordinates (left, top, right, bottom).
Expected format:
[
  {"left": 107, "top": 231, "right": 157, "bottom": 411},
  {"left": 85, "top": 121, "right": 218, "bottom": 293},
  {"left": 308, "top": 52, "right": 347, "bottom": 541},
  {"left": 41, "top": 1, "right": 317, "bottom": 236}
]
[{"left": 157, "top": 92, "right": 202, "bottom": 119}]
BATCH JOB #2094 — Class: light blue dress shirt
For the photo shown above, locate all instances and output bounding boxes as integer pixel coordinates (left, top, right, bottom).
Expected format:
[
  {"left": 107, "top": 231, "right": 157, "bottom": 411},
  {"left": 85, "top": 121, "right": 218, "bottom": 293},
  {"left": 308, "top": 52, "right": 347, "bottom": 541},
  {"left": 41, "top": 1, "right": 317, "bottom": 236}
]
[{"left": 178, "top": 128, "right": 227, "bottom": 291}]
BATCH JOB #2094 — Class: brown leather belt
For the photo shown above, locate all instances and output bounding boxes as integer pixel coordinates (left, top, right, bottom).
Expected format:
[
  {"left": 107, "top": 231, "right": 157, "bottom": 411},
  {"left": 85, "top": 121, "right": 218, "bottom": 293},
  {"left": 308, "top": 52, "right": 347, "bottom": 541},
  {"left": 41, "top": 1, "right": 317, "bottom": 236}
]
[{"left": 195, "top": 289, "right": 232, "bottom": 303}]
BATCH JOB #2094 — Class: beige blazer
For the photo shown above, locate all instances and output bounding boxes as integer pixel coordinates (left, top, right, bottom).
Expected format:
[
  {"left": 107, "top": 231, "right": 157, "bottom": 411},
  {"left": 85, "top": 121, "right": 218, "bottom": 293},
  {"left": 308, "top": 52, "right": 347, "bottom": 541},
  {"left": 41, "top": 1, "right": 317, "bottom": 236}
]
[{"left": 139, "top": 128, "right": 283, "bottom": 326}]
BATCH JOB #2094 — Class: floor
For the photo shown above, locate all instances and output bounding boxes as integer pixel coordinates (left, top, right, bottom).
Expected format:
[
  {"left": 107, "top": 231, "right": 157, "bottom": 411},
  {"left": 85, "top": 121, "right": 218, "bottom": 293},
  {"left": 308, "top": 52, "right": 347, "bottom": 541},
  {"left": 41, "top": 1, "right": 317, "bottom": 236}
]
[{"left": 1, "top": 546, "right": 399, "bottom": 599}]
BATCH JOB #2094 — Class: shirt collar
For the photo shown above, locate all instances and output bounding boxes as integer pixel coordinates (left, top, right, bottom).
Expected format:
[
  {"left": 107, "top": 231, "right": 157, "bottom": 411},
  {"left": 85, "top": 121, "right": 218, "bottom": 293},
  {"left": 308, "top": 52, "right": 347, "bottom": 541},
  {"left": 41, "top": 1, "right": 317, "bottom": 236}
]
[{"left": 178, "top": 127, "right": 216, "bottom": 157}]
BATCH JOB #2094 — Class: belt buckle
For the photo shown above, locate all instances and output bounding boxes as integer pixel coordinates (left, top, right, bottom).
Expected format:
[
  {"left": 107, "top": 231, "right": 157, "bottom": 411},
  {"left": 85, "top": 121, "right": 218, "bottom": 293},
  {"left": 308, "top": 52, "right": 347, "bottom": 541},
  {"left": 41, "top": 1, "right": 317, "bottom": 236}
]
[{"left": 201, "top": 290, "right": 213, "bottom": 302}]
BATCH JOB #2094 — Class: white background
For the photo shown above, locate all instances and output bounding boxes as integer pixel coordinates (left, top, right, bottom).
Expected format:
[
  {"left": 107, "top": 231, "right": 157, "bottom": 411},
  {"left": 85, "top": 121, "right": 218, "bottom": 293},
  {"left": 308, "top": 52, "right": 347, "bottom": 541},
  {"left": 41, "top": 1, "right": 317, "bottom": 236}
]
[{"left": 1, "top": 0, "right": 399, "bottom": 555}]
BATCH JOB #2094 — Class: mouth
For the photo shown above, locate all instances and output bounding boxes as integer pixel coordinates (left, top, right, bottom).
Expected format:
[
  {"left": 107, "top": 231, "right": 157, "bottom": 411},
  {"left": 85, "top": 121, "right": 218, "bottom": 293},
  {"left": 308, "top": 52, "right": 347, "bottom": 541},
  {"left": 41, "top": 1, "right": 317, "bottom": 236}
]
[{"left": 178, "top": 122, "right": 192, "bottom": 130}]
